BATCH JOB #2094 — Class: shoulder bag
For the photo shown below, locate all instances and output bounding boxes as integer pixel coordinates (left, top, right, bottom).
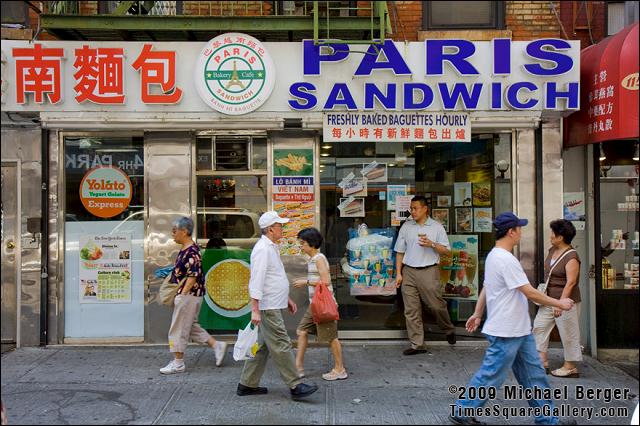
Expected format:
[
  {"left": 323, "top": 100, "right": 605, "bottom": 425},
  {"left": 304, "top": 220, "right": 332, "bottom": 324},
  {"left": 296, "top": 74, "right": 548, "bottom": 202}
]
[
  {"left": 534, "top": 248, "right": 575, "bottom": 306},
  {"left": 159, "top": 274, "right": 187, "bottom": 306}
]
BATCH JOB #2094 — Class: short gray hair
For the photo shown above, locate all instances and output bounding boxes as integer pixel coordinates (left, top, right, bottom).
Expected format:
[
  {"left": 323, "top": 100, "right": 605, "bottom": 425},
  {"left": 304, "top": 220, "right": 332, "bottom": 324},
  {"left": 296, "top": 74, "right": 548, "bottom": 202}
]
[{"left": 173, "top": 216, "right": 194, "bottom": 236}]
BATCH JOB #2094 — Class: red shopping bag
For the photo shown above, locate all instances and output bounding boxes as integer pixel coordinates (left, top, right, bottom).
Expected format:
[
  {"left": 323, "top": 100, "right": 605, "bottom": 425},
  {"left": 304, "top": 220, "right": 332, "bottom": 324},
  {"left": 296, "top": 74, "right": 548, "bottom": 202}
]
[{"left": 311, "top": 282, "right": 340, "bottom": 324}]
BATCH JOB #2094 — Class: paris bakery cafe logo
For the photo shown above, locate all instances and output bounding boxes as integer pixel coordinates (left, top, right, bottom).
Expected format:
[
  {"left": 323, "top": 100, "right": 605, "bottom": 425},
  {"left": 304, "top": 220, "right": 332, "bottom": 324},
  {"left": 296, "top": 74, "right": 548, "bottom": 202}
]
[{"left": 195, "top": 33, "right": 276, "bottom": 115}]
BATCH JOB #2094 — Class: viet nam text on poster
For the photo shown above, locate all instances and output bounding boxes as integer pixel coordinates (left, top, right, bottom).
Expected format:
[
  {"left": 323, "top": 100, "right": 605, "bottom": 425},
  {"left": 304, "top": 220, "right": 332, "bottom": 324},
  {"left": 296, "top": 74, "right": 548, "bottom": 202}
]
[
  {"left": 439, "top": 235, "right": 479, "bottom": 300},
  {"left": 79, "top": 234, "right": 132, "bottom": 303},
  {"left": 272, "top": 149, "right": 315, "bottom": 256}
]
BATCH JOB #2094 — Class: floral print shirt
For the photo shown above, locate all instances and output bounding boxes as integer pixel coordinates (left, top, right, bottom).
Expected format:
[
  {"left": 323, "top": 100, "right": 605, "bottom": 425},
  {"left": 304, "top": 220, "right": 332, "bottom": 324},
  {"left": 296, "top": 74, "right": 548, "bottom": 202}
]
[{"left": 171, "top": 244, "right": 205, "bottom": 297}]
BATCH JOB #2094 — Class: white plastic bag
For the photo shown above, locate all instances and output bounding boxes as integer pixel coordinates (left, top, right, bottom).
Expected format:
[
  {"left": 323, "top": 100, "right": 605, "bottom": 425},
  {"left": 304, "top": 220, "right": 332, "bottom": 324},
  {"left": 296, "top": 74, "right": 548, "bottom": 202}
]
[{"left": 233, "top": 322, "right": 259, "bottom": 361}]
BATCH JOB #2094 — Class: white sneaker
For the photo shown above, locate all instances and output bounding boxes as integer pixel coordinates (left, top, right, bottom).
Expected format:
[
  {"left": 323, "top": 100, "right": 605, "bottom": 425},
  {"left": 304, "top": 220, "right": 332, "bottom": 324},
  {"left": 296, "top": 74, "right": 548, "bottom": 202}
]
[
  {"left": 160, "top": 360, "right": 185, "bottom": 375},
  {"left": 214, "top": 341, "right": 228, "bottom": 367}
]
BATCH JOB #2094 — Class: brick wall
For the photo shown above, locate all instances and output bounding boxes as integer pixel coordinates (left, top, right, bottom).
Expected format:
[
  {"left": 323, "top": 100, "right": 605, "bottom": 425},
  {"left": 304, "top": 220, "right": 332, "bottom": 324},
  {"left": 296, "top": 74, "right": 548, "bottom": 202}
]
[
  {"left": 559, "top": 1, "right": 607, "bottom": 49},
  {"left": 505, "top": 1, "right": 561, "bottom": 40},
  {"left": 387, "top": 1, "right": 422, "bottom": 41}
]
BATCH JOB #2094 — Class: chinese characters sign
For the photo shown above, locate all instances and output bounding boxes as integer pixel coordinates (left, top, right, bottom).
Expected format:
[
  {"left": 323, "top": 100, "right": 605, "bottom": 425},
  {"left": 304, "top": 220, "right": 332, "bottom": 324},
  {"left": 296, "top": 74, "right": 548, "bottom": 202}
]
[{"left": 323, "top": 112, "right": 470, "bottom": 142}]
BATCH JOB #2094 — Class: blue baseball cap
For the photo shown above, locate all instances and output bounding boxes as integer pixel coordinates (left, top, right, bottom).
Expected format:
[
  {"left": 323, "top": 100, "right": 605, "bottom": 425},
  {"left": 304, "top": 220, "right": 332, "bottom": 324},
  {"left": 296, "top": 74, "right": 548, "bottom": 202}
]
[{"left": 493, "top": 212, "right": 528, "bottom": 232}]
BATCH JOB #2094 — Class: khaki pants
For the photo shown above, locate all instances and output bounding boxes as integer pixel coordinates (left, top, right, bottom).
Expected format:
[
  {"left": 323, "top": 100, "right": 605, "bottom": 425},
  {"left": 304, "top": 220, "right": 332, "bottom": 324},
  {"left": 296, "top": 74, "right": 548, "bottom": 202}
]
[
  {"left": 402, "top": 265, "right": 455, "bottom": 348},
  {"left": 168, "top": 294, "right": 211, "bottom": 353},
  {"left": 533, "top": 302, "right": 583, "bottom": 362},
  {"left": 240, "top": 309, "right": 302, "bottom": 389}
]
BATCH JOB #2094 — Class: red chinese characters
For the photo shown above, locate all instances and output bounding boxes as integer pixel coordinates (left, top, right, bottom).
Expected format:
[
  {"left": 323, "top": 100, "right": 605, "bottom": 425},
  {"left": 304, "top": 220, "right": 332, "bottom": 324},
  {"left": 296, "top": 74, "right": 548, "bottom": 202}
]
[
  {"left": 13, "top": 43, "right": 64, "bottom": 104},
  {"left": 73, "top": 45, "right": 125, "bottom": 104},
  {"left": 131, "top": 44, "right": 183, "bottom": 104}
]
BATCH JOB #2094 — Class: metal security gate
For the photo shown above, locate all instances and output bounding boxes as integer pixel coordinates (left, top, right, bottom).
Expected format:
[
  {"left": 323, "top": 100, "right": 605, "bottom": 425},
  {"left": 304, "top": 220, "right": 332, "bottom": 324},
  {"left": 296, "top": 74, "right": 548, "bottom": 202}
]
[{"left": 1, "top": 160, "right": 21, "bottom": 347}]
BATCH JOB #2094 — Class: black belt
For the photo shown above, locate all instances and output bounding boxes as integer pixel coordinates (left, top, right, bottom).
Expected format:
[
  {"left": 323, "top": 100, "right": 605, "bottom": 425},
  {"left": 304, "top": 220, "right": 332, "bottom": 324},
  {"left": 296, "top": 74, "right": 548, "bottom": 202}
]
[{"left": 404, "top": 264, "right": 438, "bottom": 270}]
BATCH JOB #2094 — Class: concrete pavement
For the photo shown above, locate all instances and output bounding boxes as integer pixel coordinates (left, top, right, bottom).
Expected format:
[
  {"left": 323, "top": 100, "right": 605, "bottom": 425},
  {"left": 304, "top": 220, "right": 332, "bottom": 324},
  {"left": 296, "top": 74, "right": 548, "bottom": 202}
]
[{"left": 1, "top": 342, "right": 638, "bottom": 425}]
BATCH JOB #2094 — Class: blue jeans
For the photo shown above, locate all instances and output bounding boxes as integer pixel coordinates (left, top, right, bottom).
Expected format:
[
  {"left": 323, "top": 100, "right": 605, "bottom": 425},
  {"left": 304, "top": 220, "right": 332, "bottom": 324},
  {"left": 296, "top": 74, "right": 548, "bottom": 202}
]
[{"left": 454, "top": 333, "right": 559, "bottom": 425}]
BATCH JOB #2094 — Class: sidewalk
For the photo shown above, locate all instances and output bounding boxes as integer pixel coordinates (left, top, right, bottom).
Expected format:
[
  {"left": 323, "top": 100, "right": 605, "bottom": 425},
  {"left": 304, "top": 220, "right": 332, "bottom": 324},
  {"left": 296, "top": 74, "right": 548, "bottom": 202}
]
[{"left": 1, "top": 343, "right": 638, "bottom": 425}]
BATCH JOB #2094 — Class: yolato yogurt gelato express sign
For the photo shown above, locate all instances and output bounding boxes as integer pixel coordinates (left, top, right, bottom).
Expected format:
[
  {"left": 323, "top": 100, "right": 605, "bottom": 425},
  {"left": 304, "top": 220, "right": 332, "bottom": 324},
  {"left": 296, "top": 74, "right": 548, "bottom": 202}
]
[{"left": 80, "top": 166, "right": 132, "bottom": 218}]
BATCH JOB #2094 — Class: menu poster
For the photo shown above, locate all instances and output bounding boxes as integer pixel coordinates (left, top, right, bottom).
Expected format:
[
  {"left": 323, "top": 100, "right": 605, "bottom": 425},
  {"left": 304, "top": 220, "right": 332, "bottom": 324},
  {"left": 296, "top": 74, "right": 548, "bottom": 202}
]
[
  {"left": 473, "top": 208, "right": 493, "bottom": 232},
  {"left": 454, "top": 182, "right": 472, "bottom": 206},
  {"left": 342, "top": 177, "right": 368, "bottom": 197},
  {"left": 472, "top": 182, "right": 492, "bottom": 207},
  {"left": 79, "top": 234, "right": 132, "bottom": 304},
  {"left": 273, "top": 148, "right": 315, "bottom": 256},
  {"left": 432, "top": 208, "right": 450, "bottom": 232},
  {"left": 347, "top": 227, "right": 397, "bottom": 296},
  {"left": 455, "top": 208, "right": 473, "bottom": 233},
  {"left": 339, "top": 197, "right": 365, "bottom": 218},
  {"left": 273, "top": 201, "right": 315, "bottom": 255},
  {"left": 436, "top": 195, "right": 451, "bottom": 208},
  {"left": 387, "top": 185, "right": 407, "bottom": 210},
  {"left": 390, "top": 211, "right": 402, "bottom": 227},
  {"left": 362, "top": 162, "right": 388, "bottom": 182},
  {"left": 439, "top": 235, "right": 479, "bottom": 300}
]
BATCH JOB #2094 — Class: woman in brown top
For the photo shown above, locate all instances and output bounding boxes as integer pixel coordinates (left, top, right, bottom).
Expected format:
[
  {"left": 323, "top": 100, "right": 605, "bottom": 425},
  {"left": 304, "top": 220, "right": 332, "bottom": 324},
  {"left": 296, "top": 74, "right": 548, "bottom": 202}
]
[{"left": 533, "top": 219, "right": 582, "bottom": 378}]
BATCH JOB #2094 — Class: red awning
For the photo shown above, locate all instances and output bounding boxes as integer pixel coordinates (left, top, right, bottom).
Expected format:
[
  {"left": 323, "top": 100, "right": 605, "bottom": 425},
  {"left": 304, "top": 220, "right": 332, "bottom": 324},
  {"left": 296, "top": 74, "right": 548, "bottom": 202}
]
[{"left": 564, "top": 22, "right": 639, "bottom": 147}]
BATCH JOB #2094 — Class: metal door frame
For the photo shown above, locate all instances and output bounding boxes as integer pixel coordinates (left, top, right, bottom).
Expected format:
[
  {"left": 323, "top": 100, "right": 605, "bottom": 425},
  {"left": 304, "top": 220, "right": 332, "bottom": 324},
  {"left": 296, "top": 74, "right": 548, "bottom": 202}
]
[{"left": 1, "top": 159, "right": 22, "bottom": 348}]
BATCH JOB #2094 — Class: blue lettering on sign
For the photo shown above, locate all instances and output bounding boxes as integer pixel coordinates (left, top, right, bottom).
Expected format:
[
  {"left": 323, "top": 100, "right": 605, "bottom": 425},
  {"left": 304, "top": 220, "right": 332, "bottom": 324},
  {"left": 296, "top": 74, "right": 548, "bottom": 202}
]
[
  {"left": 493, "top": 39, "right": 511, "bottom": 75},
  {"left": 364, "top": 83, "right": 397, "bottom": 110},
  {"left": 425, "top": 40, "right": 479, "bottom": 76},
  {"left": 505, "top": 82, "right": 539, "bottom": 109},
  {"left": 326, "top": 113, "right": 359, "bottom": 126},
  {"left": 273, "top": 177, "right": 314, "bottom": 185},
  {"left": 545, "top": 82, "right": 579, "bottom": 109},
  {"left": 303, "top": 40, "right": 349, "bottom": 75},
  {"left": 404, "top": 83, "right": 434, "bottom": 110},
  {"left": 491, "top": 82, "right": 503, "bottom": 109},
  {"left": 438, "top": 83, "right": 483, "bottom": 110},
  {"left": 324, "top": 83, "right": 358, "bottom": 110},
  {"left": 288, "top": 82, "right": 318, "bottom": 110},
  {"left": 524, "top": 39, "right": 573, "bottom": 76},
  {"left": 354, "top": 40, "right": 412, "bottom": 76}
]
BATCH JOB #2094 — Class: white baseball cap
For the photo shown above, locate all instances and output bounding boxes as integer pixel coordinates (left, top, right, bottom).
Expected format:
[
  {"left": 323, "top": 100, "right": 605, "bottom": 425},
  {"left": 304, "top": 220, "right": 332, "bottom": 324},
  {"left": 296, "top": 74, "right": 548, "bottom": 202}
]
[{"left": 258, "top": 211, "right": 290, "bottom": 229}]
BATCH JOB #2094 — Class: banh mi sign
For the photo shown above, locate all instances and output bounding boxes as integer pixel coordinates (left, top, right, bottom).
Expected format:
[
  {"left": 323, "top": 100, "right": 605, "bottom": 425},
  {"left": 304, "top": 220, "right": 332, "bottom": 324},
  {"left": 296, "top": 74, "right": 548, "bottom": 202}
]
[{"left": 80, "top": 166, "right": 132, "bottom": 218}]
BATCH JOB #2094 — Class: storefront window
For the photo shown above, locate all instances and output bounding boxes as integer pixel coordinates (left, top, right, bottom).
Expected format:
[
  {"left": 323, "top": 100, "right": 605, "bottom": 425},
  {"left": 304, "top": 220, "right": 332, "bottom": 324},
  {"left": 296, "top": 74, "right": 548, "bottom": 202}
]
[
  {"left": 320, "top": 135, "right": 511, "bottom": 332},
  {"left": 598, "top": 141, "right": 639, "bottom": 291},
  {"left": 63, "top": 135, "right": 145, "bottom": 340}
]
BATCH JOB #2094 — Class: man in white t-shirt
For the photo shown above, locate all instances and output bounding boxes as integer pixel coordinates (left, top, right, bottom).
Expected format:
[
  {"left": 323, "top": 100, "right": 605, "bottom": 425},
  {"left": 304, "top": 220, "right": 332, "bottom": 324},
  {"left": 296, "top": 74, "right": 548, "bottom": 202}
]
[
  {"left": 237, "top": 211, "right": 319, "bottom": 400},
  {"left": 449, "top": 212, "right": 575, "bottom": 426}
]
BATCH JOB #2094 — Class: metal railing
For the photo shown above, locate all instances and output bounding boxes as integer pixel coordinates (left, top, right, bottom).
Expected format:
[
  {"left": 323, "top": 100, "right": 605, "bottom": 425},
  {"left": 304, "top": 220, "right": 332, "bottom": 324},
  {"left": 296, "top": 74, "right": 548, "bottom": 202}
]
[{"left": 41, "top": 1, "right": 377, "bottom": 17}]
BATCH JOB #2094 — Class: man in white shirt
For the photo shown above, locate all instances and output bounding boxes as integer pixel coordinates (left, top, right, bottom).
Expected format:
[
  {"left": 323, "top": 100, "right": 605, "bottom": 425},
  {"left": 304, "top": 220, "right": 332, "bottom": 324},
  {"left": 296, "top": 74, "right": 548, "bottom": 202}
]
[
  {"left": 395, "top": 195, "right": 456, "bottom": 355},
  {"left": 237, "top": 211, "right": 319, "bottom": 400},
  {"left": 449, "top": 212, "right": 575, "bottom": 426}
]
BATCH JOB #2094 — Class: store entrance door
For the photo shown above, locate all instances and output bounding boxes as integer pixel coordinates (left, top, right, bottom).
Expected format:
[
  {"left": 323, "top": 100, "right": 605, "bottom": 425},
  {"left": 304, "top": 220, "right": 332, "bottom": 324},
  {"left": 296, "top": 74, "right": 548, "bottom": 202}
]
[
  {"left": 1, "top": 161, "right": 20, "bottom": 346},
  {"left": 594, "top": 142, "right": 640, "bottom": 348}
]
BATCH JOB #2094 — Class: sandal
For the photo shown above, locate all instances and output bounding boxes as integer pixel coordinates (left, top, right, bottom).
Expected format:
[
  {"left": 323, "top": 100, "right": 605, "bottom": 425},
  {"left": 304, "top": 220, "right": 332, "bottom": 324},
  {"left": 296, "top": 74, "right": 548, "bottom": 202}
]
[
  {"left": 322, "top": 369, "right": 348, "bottom": 381},
  {"left": 551, "top": 366, "right": 579, "bottom": 378}
]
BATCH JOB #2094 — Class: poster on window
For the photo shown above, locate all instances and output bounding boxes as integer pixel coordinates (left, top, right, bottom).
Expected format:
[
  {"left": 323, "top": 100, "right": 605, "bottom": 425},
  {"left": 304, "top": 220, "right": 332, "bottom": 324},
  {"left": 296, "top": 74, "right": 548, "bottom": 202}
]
[
  {"left": 439, "top": 235, "right": 479, "bottom": 300},
  {"left": 473, "top": 208, "right": 493, "bottom": 233},
  {"left": 563, "top": 192, "right": 586, "bottom": 231},
  {"left": 199, "top": 247, "right": 252, "bottom": 331},
  {"left": 79, "top": 234, "right": 132, "bottom": 303},
  {"left": 454, "top": 182, "right": 472, "bottom": 206},
  {"left": 432, "top": 208, "right": 450, "bottom": 232},
  {"left": 273, "top": 148, "right": 315, "bottom": 256},
  {"left": 346, "top": 227, "right": 397, "bottom": 296},
  {"left": 387, "top": 185, "right": 407, "bottom": 210}
]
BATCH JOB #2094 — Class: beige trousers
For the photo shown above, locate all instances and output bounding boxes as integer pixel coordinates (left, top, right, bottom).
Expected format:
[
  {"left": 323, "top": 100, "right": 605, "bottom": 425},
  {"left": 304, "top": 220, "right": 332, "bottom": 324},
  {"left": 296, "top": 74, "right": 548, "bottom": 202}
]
[
  {"left": 240, "top": 309, "right": 302, "bottom": 389},
  {"left": 168, "top": 294, "right": 211, "bottom": 353},
  {"left": 401, "top": 265, "right": 455, "bottom": 349},
  {"left": 533, "top": 302, "right": 583, "bottom": 362}
]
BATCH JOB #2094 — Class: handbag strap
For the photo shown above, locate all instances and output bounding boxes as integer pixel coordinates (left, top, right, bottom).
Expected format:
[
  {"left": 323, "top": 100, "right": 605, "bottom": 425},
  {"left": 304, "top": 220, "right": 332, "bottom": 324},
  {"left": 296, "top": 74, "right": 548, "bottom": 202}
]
[{"left": 545, "top": 248, "right": 576, "bottom": 285}]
